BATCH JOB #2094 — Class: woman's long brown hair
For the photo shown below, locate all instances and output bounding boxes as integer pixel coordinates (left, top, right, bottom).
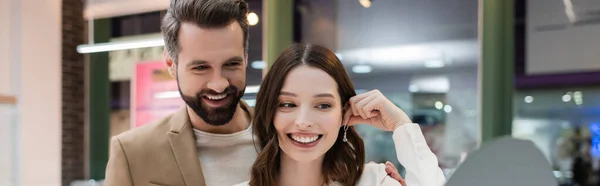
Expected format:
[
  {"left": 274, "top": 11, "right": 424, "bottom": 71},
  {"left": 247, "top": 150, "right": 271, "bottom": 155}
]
[{"left": 250, "top": 43, "right": 366, "bottom": 186}]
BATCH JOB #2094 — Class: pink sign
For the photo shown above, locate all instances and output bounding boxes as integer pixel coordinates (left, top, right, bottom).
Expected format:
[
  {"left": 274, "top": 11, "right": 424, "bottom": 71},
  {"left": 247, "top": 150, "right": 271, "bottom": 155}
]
[{"left": 133, "top": 61, "right": 184, "bottom": 127}]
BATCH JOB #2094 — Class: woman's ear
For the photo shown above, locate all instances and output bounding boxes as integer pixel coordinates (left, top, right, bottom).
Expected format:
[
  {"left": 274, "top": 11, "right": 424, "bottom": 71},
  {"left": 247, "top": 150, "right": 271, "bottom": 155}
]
[{"left": 341, "top": 103, "right": 351, "bottom": 126}]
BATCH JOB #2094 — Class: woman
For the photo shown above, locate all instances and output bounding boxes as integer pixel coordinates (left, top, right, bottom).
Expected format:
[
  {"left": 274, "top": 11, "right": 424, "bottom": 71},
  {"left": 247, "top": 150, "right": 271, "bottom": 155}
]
[{"left": 235, "top": 44, "right": 446, "bottom": 186}]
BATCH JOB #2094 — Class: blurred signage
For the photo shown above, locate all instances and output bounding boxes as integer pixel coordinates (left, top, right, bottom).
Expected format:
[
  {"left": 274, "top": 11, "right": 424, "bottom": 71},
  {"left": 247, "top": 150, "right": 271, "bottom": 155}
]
[
  {"left": 527, "top": 0, "right": 600, "bottom": 75},
  {"left": 132, "top": 61, "right": 183, "bottom": 128}
]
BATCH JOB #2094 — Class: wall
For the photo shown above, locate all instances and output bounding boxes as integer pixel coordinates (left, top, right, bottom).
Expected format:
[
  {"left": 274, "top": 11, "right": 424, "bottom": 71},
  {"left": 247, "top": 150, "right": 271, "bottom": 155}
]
[
  {"left": 0, "top": 0, "right": 11, "bottom": 94},
  {"left": 0, "top": 0, "right": 63, "bottom": 185},
  {"left": 0, "top": 0, "right": 14, "bottom": 184},
  {"left": 20, "top": 0, "right": 62, "bottom": 185},
  {"left": 62, "top": 0, "right": 86, "bottom": 184}
]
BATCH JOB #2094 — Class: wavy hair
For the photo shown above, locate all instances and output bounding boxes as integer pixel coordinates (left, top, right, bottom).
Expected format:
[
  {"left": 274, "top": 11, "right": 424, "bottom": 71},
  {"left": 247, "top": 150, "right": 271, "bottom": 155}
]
[{"left": 250, "top": 43, "right": 366, "bottom": 186}]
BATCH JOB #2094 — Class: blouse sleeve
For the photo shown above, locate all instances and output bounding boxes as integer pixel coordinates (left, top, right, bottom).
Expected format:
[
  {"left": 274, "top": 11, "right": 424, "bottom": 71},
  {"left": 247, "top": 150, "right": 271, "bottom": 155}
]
[{"left": 392, "top": 123, "right": 446, "bottom": 186}]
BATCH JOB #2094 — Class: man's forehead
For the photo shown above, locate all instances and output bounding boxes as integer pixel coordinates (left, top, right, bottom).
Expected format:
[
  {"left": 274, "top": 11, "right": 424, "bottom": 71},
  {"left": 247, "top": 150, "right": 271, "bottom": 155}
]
[
  {"left": 178, "top": 22, "right": 244, "bottom": 46},
  {"left": 177, "top": 22, "right": 245, "bottom": 65}
]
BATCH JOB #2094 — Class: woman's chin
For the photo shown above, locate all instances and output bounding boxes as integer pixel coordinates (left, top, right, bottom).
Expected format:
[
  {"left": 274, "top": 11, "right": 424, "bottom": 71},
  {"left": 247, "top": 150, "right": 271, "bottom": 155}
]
[{"left": 282, "top": 150, "right": 325, "bottom": 163}]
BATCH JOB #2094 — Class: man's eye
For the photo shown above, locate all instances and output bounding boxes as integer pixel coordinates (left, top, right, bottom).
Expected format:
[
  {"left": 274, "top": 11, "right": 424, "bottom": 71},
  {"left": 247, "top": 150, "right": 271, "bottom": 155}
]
[
  {"left": 192, "top": 66, "right": 208, "bottom": 70},
  {"left": 225, "top": 62, "right": 241, "bottom": 67}
]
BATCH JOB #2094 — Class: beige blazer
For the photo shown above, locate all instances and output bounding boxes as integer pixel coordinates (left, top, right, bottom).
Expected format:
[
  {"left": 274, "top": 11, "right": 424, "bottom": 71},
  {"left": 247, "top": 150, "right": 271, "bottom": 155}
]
[{"left": 104, "top": 101, "right": 253, "bottom": 186}]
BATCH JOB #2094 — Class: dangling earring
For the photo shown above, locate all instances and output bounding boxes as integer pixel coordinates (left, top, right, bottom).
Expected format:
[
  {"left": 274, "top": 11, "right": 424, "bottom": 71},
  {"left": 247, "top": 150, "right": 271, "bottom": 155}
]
[
  {"left": 342, "top": 103, "right": 350, "bottom": 143},
  {"left": 342, "top": 124, "right": 349, "bottom": 142}
]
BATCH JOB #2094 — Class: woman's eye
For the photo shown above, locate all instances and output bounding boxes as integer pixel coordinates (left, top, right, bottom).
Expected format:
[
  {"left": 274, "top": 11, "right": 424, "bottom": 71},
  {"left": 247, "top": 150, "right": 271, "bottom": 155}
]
[
  {"left": 278, "top": 103, "right": 296, "bottom": 108},
  {"left": 315, "top": 104, "right": 332, "bottom": 109}
]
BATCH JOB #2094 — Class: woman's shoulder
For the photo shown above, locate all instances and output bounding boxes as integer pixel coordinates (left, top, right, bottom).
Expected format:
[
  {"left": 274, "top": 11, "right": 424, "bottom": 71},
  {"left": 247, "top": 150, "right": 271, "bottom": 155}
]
[
  {"left": 356, "top": 163, "right": 401, "bottom": 186},
  {"left": 232, "top": 181, "right": 249, "bottom": 186}
]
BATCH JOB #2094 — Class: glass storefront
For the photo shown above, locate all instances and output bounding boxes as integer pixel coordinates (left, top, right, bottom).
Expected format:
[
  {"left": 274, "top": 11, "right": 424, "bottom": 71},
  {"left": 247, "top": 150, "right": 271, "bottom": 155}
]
[
  {"left": 513, "top": 87, "right": 600, "bottom": 185},
  {"left": 297, "top": 0, "right": 480, "bottom": 178}
]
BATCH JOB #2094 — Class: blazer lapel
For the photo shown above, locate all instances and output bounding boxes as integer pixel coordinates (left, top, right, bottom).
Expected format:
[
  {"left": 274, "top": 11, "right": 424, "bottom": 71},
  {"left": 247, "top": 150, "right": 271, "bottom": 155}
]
[{"left": 167, "top": 106, "right": 206, "bottom": 186}]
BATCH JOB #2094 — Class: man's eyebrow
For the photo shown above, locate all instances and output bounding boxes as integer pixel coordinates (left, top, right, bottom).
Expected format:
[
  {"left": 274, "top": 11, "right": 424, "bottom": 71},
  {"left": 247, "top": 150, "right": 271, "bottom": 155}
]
[
  {"left": 186, "top": 60, "right": 208, "bottom": 67},
  {"left": 225, "top": 56, "right": 245, "bottom": 62}
]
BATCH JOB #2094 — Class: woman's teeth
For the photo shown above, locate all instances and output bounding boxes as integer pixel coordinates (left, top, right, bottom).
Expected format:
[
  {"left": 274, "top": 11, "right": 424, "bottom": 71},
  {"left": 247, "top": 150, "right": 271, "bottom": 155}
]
[
  {"left": 206, "top": 94, "right": 227, "bottom": 100},
  {"left": 290, "top": 135, "right": 320, "bottom": 144}
]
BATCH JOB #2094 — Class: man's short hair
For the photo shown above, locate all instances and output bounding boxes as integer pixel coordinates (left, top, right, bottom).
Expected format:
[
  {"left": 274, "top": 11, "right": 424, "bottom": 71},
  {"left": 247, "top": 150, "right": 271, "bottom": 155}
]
[{"left": 161, "top": 0, "right": 249, "bottom": 63}]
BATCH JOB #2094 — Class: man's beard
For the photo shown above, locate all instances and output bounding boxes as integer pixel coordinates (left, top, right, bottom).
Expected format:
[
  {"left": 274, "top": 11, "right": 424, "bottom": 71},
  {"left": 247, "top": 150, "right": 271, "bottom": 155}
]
[{"left": 179, "top": 85, "right": 245, "bottom": 126}]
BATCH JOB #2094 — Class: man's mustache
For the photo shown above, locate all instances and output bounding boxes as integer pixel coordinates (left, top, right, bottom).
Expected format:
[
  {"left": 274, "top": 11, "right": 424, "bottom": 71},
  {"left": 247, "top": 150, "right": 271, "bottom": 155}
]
[{"left": 196, "top": 86, "right": 238, "bottom": 96}]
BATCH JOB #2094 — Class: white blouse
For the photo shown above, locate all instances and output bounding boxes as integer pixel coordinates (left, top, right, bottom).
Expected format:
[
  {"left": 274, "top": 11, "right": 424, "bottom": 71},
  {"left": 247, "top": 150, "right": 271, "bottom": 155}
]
[{"left": 234, "top": 123, "right": 446, "bottom": 186}]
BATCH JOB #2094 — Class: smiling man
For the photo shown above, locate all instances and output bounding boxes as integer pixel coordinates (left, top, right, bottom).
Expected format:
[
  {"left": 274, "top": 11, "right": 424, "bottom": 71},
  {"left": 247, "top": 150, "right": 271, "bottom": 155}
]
[{"left": 104, "top": 1, "right": 255, "bottom": 185}]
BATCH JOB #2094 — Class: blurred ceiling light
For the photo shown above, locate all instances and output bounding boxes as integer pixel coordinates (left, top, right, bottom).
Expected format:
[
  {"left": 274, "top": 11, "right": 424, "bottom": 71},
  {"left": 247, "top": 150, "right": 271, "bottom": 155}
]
[
  {"left": 409, "top": 76, "right": 449, "bottom": 93},
  {"left": 524, "top": 96, "right": 534, "bottom": 103},
  {"left": 359, "top": 0, "right": 372, "bottom": 8},
  {"left": 248, "top": 12, "right": 259, "bottom": 26},
  {"left": 340, "top": 45, "right": 443, "bottom": 65},
  {"left": 574, "top": 91, "right": 583, "bottom": 105},
  {"left": 77, "top": 38, "right": 164, "bottom": 53},
  {"left": 409, "top": 85, "right": 419, "bottom": 92},
  {"left": 425, "top": 60, "right": 445, "bottom": 68},
  {"left": 562, "top": 94, "right": 572, "bottom": 102},
  {"left": 251, "top": 60, "right": 265, "bottom": 69},
  {"left": 435, "top": 101, "right": 444, "bottom": 110},
  {"left": 352, "top": 64, "right": 372, "bottom": 73},
  {"left": 444, "top": 105, "right": 452, "bottom": 113}
]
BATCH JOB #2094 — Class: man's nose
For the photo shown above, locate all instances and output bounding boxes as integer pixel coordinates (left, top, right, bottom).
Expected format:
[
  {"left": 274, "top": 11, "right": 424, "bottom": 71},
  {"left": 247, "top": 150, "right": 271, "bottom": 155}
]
[{"left": 206, "top": 71, "right": 230, "bottom": 93}]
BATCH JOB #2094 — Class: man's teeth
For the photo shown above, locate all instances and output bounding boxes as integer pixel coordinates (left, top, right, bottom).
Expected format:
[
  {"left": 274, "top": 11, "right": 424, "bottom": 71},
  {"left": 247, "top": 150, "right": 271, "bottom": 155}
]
[
  {"left": 206, "top": 94, "right": 227, "bottom": 100},
  {"left": 291, "top": 135, "right": 319, "bottom": 144}
]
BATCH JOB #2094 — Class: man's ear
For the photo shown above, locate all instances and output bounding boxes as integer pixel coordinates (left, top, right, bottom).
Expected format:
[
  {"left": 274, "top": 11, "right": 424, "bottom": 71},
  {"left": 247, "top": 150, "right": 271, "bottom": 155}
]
[{"left": 164, "top": 48, "right": 176, "bottom": 78}]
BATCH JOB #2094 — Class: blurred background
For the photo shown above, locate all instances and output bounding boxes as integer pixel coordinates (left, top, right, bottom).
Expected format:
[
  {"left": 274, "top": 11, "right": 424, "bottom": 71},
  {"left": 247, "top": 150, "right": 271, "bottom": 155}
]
[{"left": 1, "top": 0, "right": 600, "bottom": 185}]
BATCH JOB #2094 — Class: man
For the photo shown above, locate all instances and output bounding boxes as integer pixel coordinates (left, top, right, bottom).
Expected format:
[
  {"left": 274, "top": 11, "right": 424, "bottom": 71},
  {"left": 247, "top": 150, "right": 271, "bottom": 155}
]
[{"left": 104, "top": 0, "right": 404, "bottom": 185}]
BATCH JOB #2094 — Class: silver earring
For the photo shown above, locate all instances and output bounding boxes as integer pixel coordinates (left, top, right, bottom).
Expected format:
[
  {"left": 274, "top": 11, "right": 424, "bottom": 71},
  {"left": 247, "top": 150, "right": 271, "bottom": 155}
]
[{"left": 342, "top": 124, "right": 349, "bottom": 142}]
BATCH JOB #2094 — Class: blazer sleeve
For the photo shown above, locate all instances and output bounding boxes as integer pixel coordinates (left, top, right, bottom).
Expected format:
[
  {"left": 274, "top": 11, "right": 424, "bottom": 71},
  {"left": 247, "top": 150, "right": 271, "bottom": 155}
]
[
  {"left": 104, "top": 136, "right": 134, "bottom": 186},
  {"left": 393, "top": 123, "right": 446, "bottom": 186}
]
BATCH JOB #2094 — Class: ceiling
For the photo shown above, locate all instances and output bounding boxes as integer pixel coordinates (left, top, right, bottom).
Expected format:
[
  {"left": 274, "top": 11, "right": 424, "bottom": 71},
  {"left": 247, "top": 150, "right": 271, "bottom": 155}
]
[
  {"left": 296, "top": 0, "right": 480, "bottom": 76},
  {"left": 99, "top": 0, "right": 481, "bottom": 86}
]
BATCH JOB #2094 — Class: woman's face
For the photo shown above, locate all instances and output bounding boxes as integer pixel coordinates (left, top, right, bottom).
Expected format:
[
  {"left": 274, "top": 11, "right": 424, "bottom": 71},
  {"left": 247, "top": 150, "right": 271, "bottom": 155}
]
[{"left": 274, "top": 65, "right": 343, "bottom": 162}]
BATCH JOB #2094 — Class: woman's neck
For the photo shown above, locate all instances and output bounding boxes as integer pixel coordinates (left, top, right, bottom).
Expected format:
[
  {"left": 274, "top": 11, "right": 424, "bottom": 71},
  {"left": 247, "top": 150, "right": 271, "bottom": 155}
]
[{"left": 279, "top": 152, "right": 326, "bottom": 186}]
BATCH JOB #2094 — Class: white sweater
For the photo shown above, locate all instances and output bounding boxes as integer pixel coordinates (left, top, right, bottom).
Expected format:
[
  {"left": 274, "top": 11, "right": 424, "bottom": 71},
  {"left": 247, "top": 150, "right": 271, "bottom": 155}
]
[
  {"left": 233, "top": 123, "right": 446, "bottom": 186},
  {"left": 193, "top": 125, "right": 258, "bottom": 186}
]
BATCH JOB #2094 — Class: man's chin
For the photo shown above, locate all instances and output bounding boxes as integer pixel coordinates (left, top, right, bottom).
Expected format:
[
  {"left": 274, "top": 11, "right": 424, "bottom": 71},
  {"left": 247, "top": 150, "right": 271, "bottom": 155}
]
[{"left": 197, "top": 103, "right": 238, "bottom": 126}]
